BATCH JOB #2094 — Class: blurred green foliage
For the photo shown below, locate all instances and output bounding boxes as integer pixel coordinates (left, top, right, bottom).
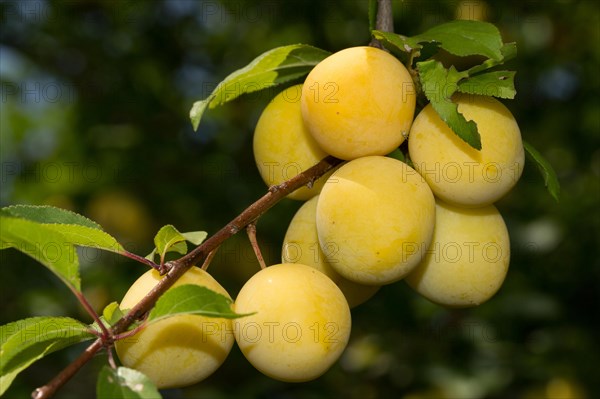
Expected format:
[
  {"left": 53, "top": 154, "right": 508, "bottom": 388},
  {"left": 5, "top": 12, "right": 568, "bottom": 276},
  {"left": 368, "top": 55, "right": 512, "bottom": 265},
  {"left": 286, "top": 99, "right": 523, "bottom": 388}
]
[{"left": 1, "top": 0, "right": 598, "bottom": 398}]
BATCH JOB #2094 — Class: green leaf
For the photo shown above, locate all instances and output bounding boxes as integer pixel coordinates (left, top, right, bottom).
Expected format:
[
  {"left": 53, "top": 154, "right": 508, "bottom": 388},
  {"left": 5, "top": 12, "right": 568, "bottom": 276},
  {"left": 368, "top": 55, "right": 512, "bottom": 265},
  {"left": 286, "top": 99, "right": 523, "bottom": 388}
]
[
  {"left": 1, "top": 217, "right": 82, "bottom": 291},
  {"left": 181, "top": 231, "right": 208, "bottom": 246},
  {"left": 190, "top": 44, "right": 330, "bottom": 131},
  {"left": 368, "top": 0, "right": 377, "bottom": 32},
  {"left": 1, "top": 317, "right": 95, "bottom": 395},
  {"left": 524, "top": 141, "right": 560, "bottom": 202},
  {"left": 417, "top": 59, "right": 481, "bottom": 150},
  {"left": 1, "top": 206, "right": 125, "bottom": 292},
  {"left": 458, "top": 71, "right": 516, "bottom": 99},
  {"left": 102, "top": 302, "right": 125, "bottom": 326},
  {"left": 48, "top": 224, "right": 124, "bottom": 253},
  {"left": 153, "top": 225, "right": 187, "bottom": 264},
  {"left": 373, "top": 20, "right": 503, "bottom": 59},
  {"left": 89, "top": 302, "right": 125, "bottom": 334},
  {"left": 467, "top": 42, "right": 517, "bottom": 75},
  {"left": 371, "top": 30, "right": 415, "bottom": 54},
  {"left": 412, "top": 20, "right": 504, "bottom": 60},
  {"left": 1, "top": 205, "right": 100, "bottom": 229},
  {"left": 147, "top": 227, "right": 208, "bottom": 264},
  {"left": 387, "top": 148, "right": 407, "bottom": 163},
  {"left": 147, "top": 285, "right": 252, "bottom": 324},
  {"left": 97, "top": 366, "right": 161, "bottom": 399}
]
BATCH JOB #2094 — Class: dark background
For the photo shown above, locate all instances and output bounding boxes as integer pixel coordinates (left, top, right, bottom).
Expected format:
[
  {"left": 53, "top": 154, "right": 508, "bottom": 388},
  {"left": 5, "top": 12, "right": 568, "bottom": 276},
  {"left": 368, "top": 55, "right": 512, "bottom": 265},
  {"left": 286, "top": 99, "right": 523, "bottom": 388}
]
[{"left": 1, "top": 0, "right": 598, "bottom": 398}]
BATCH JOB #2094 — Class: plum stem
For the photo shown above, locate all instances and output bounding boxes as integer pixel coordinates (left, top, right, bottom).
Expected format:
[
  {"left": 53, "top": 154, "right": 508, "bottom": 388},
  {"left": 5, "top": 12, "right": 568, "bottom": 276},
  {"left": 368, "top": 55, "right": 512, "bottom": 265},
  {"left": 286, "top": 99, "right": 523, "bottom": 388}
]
[
  {"left": 201, "top": 247, "right": 220, "bottom": 271},
  {"left": 247, "top": 222, "right": 267, "bottom": 269}
]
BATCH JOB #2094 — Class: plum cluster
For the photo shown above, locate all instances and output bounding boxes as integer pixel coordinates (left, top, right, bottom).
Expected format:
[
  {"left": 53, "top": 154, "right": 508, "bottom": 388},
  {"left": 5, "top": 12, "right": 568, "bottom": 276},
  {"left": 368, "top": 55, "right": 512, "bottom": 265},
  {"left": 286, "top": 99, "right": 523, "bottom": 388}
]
[
  {"left": 115, "top": 46, "right": 524, "bottom": 389},
  {"left": 251, "top": 45, "right": 523, "bottom": 377}
]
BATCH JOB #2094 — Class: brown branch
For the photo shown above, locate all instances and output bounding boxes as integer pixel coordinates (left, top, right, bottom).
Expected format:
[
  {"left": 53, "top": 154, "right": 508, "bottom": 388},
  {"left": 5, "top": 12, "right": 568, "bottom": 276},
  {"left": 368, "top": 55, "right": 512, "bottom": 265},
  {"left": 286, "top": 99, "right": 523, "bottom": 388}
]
[
  {"left": 122, "top": 250, "right": 161, "bottom": 270},
  {"left": 375, "top": 0, "right": 394, "bottom": 33},
  {"left": 32, "top": 155, "right": 342, "bottom": 399},
  {"left": 176, "top": 155, "right": 341, "bottom": 269},
  {"left": 73, "top": 290, "right": 110, "bottom": 339},
  {"left": 369, "top": 0, "right": 395, "bottom": 48},
  {"left": 32, "top": 340, "right": 104, "bottom": 399}
]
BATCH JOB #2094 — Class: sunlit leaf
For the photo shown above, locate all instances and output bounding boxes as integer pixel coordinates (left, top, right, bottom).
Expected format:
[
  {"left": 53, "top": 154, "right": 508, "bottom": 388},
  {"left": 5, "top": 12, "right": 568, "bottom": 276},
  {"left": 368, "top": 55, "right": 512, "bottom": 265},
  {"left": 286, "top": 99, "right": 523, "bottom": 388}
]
[
  {"left": 0, "top": 206, "right": 125, "bottom": 292},
  {"left": 153, "top": 225, "right": 187, "bottom": 263},
  {"left": 102, "top": 302, "right": 124, "bottom": 327},
  {"left": 417, "top": 59, "right": 481, "bottom": 150},
  {"left": 97, "top": 366, "right": 161, "bottom": 399},
  {"left": 190, "top": 44, "right": 330, "bottom": 130},
  {"left": 147, "top": 285, "right": 252, "bottom": 323},
  {"left": 146, "top": 227, "right": 208, "bottom": 264},
  {"left": 1, "top": 205, "right": 101, "bottom": 229},
  {"left": 0, "top": 317, "right": 95, "bottom": 396},
  {"left": 371, "top": 30, "right": 415, "bottom": 54},
  {"left": 181, "top": 231, "right": 208, "bottom": 246}
]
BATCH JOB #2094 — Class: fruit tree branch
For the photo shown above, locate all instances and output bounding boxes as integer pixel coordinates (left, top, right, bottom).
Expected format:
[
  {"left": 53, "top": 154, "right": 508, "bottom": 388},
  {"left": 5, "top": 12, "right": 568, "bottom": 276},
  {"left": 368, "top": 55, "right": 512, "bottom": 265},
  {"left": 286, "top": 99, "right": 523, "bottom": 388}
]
[
  {"left": 32, "top": 155, "right": 342, "bottom": 399},
  {"left": 32, "top": 340, "right": 104, "bottom": 399},
  {"left": 33, "top": 2, "right": 397, "bottom": 396},
  {"left": 375, "top": 0, "right": 394, "bottom": 33},
  {"left": 370, "top": 0, "right": 395, "bottom": 48}
]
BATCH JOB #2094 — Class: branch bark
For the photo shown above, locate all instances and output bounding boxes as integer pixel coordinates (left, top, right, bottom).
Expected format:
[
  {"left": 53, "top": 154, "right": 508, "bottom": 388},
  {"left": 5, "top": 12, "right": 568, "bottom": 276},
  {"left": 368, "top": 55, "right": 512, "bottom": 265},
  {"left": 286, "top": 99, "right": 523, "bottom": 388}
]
[
  {"left": 375, "top": 0, "right": 394, "bottom": 33},
  {"left": 32, "top": 155, "right": 342, "bottom": 399},
  {"left": 369, "top": 0, "right": 395, "bottom": 48}
]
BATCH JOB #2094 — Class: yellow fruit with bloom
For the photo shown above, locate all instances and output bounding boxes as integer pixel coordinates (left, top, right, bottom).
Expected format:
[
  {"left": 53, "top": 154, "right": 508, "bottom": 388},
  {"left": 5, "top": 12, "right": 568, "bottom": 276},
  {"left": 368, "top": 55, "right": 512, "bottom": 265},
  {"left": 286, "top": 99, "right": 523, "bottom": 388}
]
[
  {"left": 115, "top": 267, "right": 234, "bottom": 389},
  {"left": 282, "top": 195, "right": 380, "bottom": 308},
  {"left": 408, "top": 94, "right": 524, "bottom": 207},
  {"left": 233, "top": 263, "right": 351, "bottom": 382},
  {"left": 405, "top": 200, "right": 510, "bottom": 307},
  {"left": 253, "top": 84, "right": 332, "bottom": 200},
  {"left": 301, "top": 46, "right": 416, "bottom": 160},
  {"left": 316, "top": 156, "right": 436, "bottom": 285}
]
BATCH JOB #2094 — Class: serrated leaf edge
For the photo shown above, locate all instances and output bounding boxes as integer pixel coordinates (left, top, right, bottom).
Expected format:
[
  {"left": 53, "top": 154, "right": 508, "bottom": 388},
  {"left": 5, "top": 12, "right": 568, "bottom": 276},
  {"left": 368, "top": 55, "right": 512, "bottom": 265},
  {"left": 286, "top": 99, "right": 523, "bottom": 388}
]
[{"left": 1, "top": 205, "right": 103, "bottom": 230}]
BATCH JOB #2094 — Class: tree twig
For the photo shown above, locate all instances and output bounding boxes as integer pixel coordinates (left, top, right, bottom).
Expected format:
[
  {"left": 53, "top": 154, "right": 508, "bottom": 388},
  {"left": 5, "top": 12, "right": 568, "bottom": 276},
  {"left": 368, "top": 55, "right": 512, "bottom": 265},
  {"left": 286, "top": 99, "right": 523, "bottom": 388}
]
[
  {"left": 247, "top": 222, "right": 267, "bottom": 270},
  {"left": 122, "top": 250, "right": 161, "bottom": 271},
  {"left": 369, "top": 0, "right": 395, "bottom": 48},
  {"left": 201, "top": 247, "right": 219, "bottom": 271},
  {"left": 73, "top": 290, "right": 110, "bottom": 340},
  {"left": 376, "top": 0, "right": 394, "bottom": 33},
  {"left": 32, "top": 155, "right": 342, "bottom": 399},
  {"left": 32, "top": 340, "right": 104, "bottom": 399}
]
